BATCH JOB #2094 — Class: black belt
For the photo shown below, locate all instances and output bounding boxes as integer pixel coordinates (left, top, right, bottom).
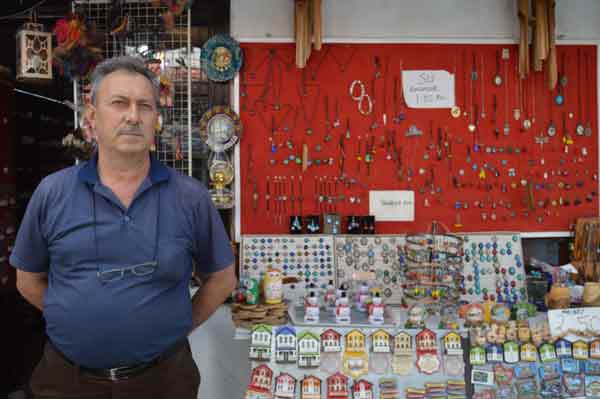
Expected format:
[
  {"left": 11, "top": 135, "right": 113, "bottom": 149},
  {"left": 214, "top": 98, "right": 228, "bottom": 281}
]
[{"left": 49, "top": 338, "right": 188, "bottom": 381}]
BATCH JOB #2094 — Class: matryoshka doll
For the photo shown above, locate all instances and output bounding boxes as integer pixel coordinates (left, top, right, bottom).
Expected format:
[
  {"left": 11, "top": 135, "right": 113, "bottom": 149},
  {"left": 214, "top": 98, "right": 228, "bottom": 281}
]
[{"left": 263, "top": 267, "right": 283, "bottom": 304}]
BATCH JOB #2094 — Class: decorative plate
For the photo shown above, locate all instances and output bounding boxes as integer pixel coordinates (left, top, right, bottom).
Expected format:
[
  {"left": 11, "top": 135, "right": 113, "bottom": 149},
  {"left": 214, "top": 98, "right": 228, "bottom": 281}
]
[
  {"left": 200, "top": 34, "right": 243, "bottom": 82},
  {"left": 199, "top": 105, "right": 241, "bottom": 152}
]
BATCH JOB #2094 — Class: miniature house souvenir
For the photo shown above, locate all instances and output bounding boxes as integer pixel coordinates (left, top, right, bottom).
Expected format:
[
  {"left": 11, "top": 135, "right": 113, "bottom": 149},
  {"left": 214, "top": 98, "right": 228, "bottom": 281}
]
[
  {"left": 274, "top": 373, "right": 297, "bottom": 399},
  {"left": 250, "top": 324, "right": 272, "bottom": 361},
  {"left": 263, "top": 268, "right": 283, "bottom": 305},
  {"left": 469, "top": 345, "right": 486, "bottom": 366},
  {"left": 327, "top": 372, "right": 349, "bottom": 399},
  {"left": 539, "top": 343, "right": 558, "bottom": 363},
  {"left": 352, "top": 379, "right": 373, "bottom": 399},
  {"left": 356, "top": 282, "right": 370, "bottom": 312},
  {"left": 405, "top": 303, "right": 427, "bottom": 329},
  {"left": 301, "top": 375, "right": 321, "bottom": 399},
  {"left": 415, "top": 328, "right": 440, "bottom": 374},
  {"left": 370, "top": 329, "right": 391, "bottom": 375},
  {"left": 368, "top": 293, "right": 385, "bottom": 325},
  {"left": 443, "top": 332, "right": 463, "bottom": 356},
  {"left": 304, "top": 291, "right": 320, "bottom": 323},
  {"left": 335, "top": 292, "right": 351, "bottom": 324},
  {"left": 245, "top": 364, "right": 274, "bottom": 399},
  {"left": 486, "top": 343, "right": 504, "bottom": 363},
  {"left": 561, "top": 357, "right": 581, "bottom": 374},
  {"left": 439, "top": 305, "right": 460, "bottom": 330},
  {"left": 443, "top": 332, "right": 464, "bottom": 377},
  {"left": 275, "top": 326, "right": 297, "bottom": 363},
  {"left": 555, "top": 338, "right": 572, "bottom": 357},
  {"left": 591, "top": 339, "right": 600, "bottom": 359},
  {"left": 502, "top": 341, "right": 519, "bottom": 364},
  {"left": 298, "top": 331, "right": 320, "bottom": 368},
  {"left": 573, "top": 340, "right": 590, "bottom": 360},
  {"left": 343, "top": 329, "right": 369, "bottom": 378},
  {"left": 520, "top": 342, "right": 538, "bottom": 362},
  {"left": 321, "top": 329, "right": 342, "bottom": 353},
  {"left": 392, "top": 331, "right": 413, "bottom": 375}
]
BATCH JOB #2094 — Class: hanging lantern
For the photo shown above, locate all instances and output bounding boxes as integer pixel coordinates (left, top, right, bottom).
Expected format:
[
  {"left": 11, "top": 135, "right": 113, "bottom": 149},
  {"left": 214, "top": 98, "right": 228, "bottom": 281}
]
[{"left": 16, "top": 22, "right": 53, "bottom": 81}]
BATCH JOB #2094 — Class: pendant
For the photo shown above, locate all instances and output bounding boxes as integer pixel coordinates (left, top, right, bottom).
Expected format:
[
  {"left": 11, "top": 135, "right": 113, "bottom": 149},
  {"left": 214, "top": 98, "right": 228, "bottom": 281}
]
[
  {"left": 493, "top": 75, "right": 502, "bottom": 86},
  {"left": 522, "top": 119, "right": 531, "bottom": 130},
  {"left": 503, "top": 122, "right": 510, "bottom": 135},
  {"left": 513, "top": 108, "right": 521, "bottom": 120},
  {"left": 451, "top": 106, "right": 461, "bottom": 118},
  {"left": 468, "top": 123, "right": 476, "bottom": 132},
  {"left": 576, "top": 123, "right": 585, "bottom": 136},
  {"left": 306, "top": 128, "right": 313, "bottom": 136},
  {"left": 547, "top": 123, "right": 556, "bottom": 136},
  {"left": 555, "top": 94, "right": 564, "bottom": 105}
]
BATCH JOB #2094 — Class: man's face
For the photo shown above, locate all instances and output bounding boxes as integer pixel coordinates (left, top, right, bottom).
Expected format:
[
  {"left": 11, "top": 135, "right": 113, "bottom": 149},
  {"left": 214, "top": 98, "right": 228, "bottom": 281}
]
[{"left": 89, "top": 70, "right": 158, "bottom": 156}]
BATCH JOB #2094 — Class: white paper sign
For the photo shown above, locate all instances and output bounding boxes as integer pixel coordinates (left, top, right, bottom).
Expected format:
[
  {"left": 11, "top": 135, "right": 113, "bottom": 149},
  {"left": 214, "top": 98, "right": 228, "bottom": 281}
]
[
  {"left": 548, "top": 307, "right": 600, "bottom": 341},
  {"left": 402, "top": 70, "right": 455, "bottom": 108},
  {"left": 369, "top": 191, "right": 414, "bottom": 222}
]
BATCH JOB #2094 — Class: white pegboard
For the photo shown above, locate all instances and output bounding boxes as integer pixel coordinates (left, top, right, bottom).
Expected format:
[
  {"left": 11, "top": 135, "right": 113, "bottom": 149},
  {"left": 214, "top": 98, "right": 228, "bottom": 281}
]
[
  {"left": 334, "top": 235, "right": 406, "bottom": 305},
  {"left": 459, "top": 233, "right": 527, "bottom": 304},
  {"left": 72, "top": 0, "right": 193, "bottom": 175},
  {"left": 240, "top": 235, "right": 336, "bottom": 307}
]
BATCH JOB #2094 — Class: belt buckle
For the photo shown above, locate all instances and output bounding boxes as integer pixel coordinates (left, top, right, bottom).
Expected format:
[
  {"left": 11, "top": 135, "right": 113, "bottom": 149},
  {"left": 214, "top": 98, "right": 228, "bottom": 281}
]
[{"left": 108, "top": 367, "right": 124, "bottom": 382}]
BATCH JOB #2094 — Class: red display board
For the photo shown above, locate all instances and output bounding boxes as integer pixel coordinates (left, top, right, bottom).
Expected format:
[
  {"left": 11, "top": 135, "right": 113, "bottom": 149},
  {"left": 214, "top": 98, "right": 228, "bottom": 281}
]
[{"left": 238, "top": 43, "right": 598, "bottom": 234}]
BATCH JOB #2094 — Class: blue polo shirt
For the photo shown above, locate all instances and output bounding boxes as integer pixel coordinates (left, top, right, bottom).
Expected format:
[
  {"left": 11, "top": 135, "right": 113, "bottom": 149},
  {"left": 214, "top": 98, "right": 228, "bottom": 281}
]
[{"left": 10, "top": 153, "right": 234, "bottom": 368}]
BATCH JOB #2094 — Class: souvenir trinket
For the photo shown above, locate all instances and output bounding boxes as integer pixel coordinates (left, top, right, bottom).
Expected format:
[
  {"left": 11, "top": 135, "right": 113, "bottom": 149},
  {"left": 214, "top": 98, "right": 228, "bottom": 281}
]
[
  {"left": 297, "top": 331, "right": 320, "bottom": 368},
  {"left": 323, "top": 213, "right": 341, "bottom": 234},
  {"left": 503, "top": 341, "right": 520, "bottom": 364},
  {"left": 494, "top": 363, "right": 514, "bottom": 386},
  {"left": 356, "top": 282, "right": 370, "bottom": 312},
  {"left": 200, "top": 34, "right": 243, "bottom": 82},
  {"left": 300, "top": 375, "right": 321, "bottom": 399},
  {"left": 370, "top": 329, "right": 391, "bottom": 374},
  {"left": 439, "top": 306, "right": 460, "bottom": 330},
  {"left": 461, "top": 303, "right": 485, "bottom": 327},
  {"left": 590, "top": 339, "right": 600, "bottom": 359},
  {"left": 585, "top": 359, "right": 600, "bottom": 375},
  {"left": 346, "top": 215, "right": 362, "bottom": 234},
  {"left": 351, "top": 380, "right": 373, "bottom": 399},
  {"left": 486, "top": 343, "right": 504, "bottom": 363},
  {"left": 562, "top": 373, "right": 585, "bottom": 396},
  {"left": 199, "top": 105, "right": 241, "bottom": 152},
  {"left": 443, "top": 332, "right": 464, "bottom": 377},
  {"left": 472, "top": 389, "right": 497, "bottom": 399},
  {"left": 517, "top": 322, "right": 531, "bottom": 343},
  {"left": 539, "top": 343, "right": 557, "bottom": 363},
  {"left": 263, "top": 268, "right": 283, "bottom": 305},
  {"left": 405, "top": 303, "right": 427, "bottom": 329},
  {"left": 305, "top": 215, "right": 321, "bottom": 234},
  {"left": 321, "top": 329, "right": 342, "bottom": 353},
  {"left": 471, "top": 369, "right": 495, "bottom": 386},
  {"left": 491, "top": 303, "right": 511, "bottom": 324},
  {"left": 304, "top": 291, "right": 320, "bottom": 323},
  {"left": 538, "top": 362, "right": 561, "bottom": 382},
  {"left": 335, "top": 292, "right": 351, "bottom": 324},
  {"left": 290, "top": 215, "right": 303, "bottom": 234},
  {"left": 249, "top": 324, "right": 272, "bottom": 360},
  {"left": 555, "top": 338, "right": 572, "bottom": 357},
  {"left": 275, "top": 326, "right": 297, "bottom": 363},
  {"left": 573, "top": 340, "right": 589, "bottom": 360},
  {"left": 343, "top": 329, "right": 369, "bottom": 378},
  {"left": 415, "top": 328, "right": 440, "bottom": 374},
  {"left": 245, "top": 364, "right": 273, "bottom": 399},
  {"left": 274, "top": 373, "right": 297, "bottom": 399},
  {"left": 585, "top": 375, "right": 600, "bottom": 397},
  {"left": 515, "top": 378, "right": 539, "bottom": 398},
  {"left": 243, "top": 278, "right": 260, "bottom": 305},
  {"left": 378, "top": 377, "right": 399, "bottom": 399},
  {"left": 470, "top": 345, "right": 486, "bottom": 366},
  {"left": 323, "top": 280, "right": 336, "bottom": 312},
  {"left": 326, "top": 373, "right": 349, "bottom": 399},
  {"left": 368, "top": 293, "right": 385, "bottom": 325},
  {"left": 392, "top": 331, "right": 413, "bottom": 375},
  {"left": 520, "top": 342, "right": 538, "bottom": 362},
  {"left": 561, "top": 357, "right": 581, "bottom": 374}
]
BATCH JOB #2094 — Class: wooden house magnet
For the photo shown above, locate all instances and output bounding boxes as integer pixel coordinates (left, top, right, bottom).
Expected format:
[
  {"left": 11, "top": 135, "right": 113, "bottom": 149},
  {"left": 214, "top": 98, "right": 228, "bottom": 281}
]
[
  {"left": 275, "top": 326, "right": 297, "bottom": 363},
  {"left": 250, "top": 324, "right": 272, "bottom": 361},
  {"left": 245, "top": 364, "right": 273, "bottom": 399},
  {"left": 343, "top": 329, "right": 369, "bottom": 378},
  {"left": 321, "top": 329, "right": 342, "bottom": 353},
  {"left": 573, "top": 340, "right": 589, "bottom": 360},
  {"left": 415, "top": 328, "right": 440, "bottom": 374},
  {"left": 298, "top": 331, "right": 321, "bottom": 368},
  {"left": 371, "top": 329, "right": 392, "bottom": 353},
  {"left": 327, "top": 372, "right": 349, "bottom": 399},
  {"left": 352, "top": 379, "right": 373, "bottom": 399},
  {"left": 300, "top": 375, "right": 321, "bottom": 399},
  {"left": 274, "top": 373, "right": 296, "bottom": 399}
]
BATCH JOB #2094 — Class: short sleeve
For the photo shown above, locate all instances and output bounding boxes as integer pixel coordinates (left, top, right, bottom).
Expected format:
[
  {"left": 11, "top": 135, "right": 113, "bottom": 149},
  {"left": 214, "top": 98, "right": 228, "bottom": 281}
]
[
  {"left": 192, "top": 194, "right": 235, "bottom": 273},
  {"left": 9, "top": 180, "right": 50, "bottom": 272}
]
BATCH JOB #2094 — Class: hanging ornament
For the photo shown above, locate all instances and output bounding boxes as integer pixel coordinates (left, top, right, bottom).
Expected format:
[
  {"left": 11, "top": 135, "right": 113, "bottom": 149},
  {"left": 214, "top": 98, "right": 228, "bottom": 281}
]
[
  {"left": 415, "top": 328, "right": 440, "bottom": 374},
  {"left": 16, "top": 22, "right": 52, "bottom": 81},
  {"left": 201, "top": 34, "right": 243, "bottom": 82}
]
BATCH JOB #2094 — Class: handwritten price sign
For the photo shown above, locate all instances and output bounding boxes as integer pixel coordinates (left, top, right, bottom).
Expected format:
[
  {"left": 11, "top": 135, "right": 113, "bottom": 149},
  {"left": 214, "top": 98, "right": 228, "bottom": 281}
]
[{"left": 402, "top": 70, "right": 455, "bottom": 109}]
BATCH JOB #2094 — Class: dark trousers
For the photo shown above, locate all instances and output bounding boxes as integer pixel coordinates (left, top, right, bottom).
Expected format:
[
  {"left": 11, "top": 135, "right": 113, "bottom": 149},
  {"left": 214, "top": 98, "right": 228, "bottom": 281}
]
[{"left": 29, "top": 340, "right": 200, "bottom": 399}]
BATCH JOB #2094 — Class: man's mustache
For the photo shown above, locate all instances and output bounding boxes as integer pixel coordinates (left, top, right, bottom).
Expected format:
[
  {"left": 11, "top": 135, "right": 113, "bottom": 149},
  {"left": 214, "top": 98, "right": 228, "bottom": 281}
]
[{"left": 118, "top": 126, "right": 143, "bottom": 135}]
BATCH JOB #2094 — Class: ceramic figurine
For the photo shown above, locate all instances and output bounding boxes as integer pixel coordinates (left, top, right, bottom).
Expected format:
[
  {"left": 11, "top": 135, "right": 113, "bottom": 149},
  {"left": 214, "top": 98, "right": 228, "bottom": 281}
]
[
  {"left": 323, "top": 280, "right": 336, "bottom": 311},
  {"left": 304, "top": 291, "right": 320, "bottom": 324},
  {"left": 335, "top": 292, "right": 351, "bottom": 324},
  {"left": 368, "top": 292, "right": 385, "bottom": 325},
  {"left": 356, "top": 282, "right": 370, "bottom": 312},
  {"left": 460, "top": 303, "right": 484, "bottom": 327},
  {"left": 405, "top": 303, "right": 426, "bottom": 329},
  {"left": 263, "top": 267, "right": 283, "bottom": 305},
  {"left": 244, "top": 277, "right": 260, "bottom": 305},
  {"left": 506, "top": 321, "right": 518, "bottom": 341}
]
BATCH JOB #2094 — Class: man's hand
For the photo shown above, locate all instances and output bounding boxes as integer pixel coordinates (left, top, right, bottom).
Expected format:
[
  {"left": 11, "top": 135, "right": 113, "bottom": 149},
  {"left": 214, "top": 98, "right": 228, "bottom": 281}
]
[
  {"left": 15, "top": 269, "right": 48, "bottom": 311},
  {"left": 190, "top": 263, "right": 237, "bottom": 332}
]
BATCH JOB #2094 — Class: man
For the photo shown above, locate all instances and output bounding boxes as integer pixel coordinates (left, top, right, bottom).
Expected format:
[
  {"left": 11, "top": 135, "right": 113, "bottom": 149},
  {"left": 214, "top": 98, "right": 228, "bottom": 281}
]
[{"left": 10, "top": 55, "right": 237, "bottom": 398}]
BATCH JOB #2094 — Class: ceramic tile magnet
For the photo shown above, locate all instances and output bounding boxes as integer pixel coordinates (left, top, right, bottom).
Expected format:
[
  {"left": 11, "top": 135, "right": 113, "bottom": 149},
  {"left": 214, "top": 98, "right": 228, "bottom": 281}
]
[
  {"left": 249, "top": 324, "right": 272, "bottom": 361},
  {"left": 275, "top": 326, "right": 297, "bottom": 364},
  {"left": 351, "top": 379, "right": 373, "bottom": 399},
  {"left": 391, "top": 331, "right": 413, "bottom": 375},
  {"left": 470, "top": 346, "right": 486, "bottom": 366},
  {"left": 415, "top": 328, "right": 440, "bottom": 374},
  {"left": 320, "top": 330, "right": 342, "bottom": 373},
  {"left": 326, "top": 372, "right": 350, "bottom": 399},
  {"left": 297, "top": 331, "right": 321, "bottom": 368},
  {"left": 539, "top": 342, "right": 557, "bottom": 363},
  {"left": 443, "top": 332, "right": 464, "bottom": 377},
  {"left": 343, "top": 329, "right": 369, "bottom": 378},
  {"left": 371, "top": 329, "right": 392, "bottom": 354},
  {"left": 555, "top": 338, "right": 572, "bottom": 358},
  {"left": 245, "top": 364, "right": 274, "bottom": 399},
  {"left": 573, "top": 340, "right": 590, "bottom": 360},
  {"left": 520, "top": 342, "right": 538, "bottom": 362},
  {"left": 486, "top": 343, "right": 504, "bottom": 363},
  {"left": 300, "top": 375, "right": 321, "bottom": 399},
  {"left": 274, "top": 373, "right": 296, "bottom": 399}
]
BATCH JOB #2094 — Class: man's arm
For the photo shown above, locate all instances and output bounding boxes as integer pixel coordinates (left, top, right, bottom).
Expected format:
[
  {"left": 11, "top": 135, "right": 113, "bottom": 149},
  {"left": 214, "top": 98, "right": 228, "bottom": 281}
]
[
  {"left": 190, "top": 263, "right": 237, "bottom": 332},
  {"left": 15, "top": 269, "right": 48, "bottom": 311}
]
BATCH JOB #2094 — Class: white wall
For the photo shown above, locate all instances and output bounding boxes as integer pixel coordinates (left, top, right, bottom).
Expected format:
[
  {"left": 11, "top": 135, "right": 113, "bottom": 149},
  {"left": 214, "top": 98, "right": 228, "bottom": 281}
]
[{"left": 231, "top": 0, "right": 600, "bottom": 42}]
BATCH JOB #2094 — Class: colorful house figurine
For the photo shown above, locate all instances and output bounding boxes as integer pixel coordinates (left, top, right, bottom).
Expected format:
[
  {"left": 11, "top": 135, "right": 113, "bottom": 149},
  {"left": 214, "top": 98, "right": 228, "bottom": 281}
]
[
  {"left": 298, "top": 331, "right": 320, "bottom": 368},
  {"left": 539, "top": 343, "right": 558, "bottom": 363},
  {"left": 245, "top": 364, "right": 274, "bottom": 399},
  {"left": 393, "top": 332, "right": 412, "bottom": 356},
  {"left": 301, "top": 375, "right": 321, "bottom": 399},
  {"left": 486, "top": 343, "right": 504, "bottom": 363},
  {"left": 343, "top": 329, "right": 369, "bottom": 378},
  {"left": 503, "top": 341, "right": 519, "bottom": 364},
  {"left": 275, "top": 326, "right": 297, "bottom": 363},
  {"left": 371, "top": 329, "right": 392, "bottom": 353},
  {"left": 573, "top": 340, "right": 589, "bottom": 360},
  {"left": 469, "top": 345, "right": 486, "bottom": 366},
  {"left": 327, "top": 372, "right": 350, "bottom": 399},
  {"left": 352, "top": 379, "right": 373, "bottom": 399},
  {"left": 555, "top": 338, "right": 572, "bottom": 358},
  {"left": 250, "top": 324, "right": 272, "bottom": 361},
  {"left": 274, "top": 373, "right": 296, "bottom": 399},
  {"left": 590, "top": 339, "right": 600, "bottom": 359},
  {"left": 415, "top": 328, "right": 440, "bottom": 374},
  {"left": 321, "top": 329, "right": 342, "bottom": 353},
  {"left": 520, "top": 342, "right": 538, "bottom": 362},
  {"left": 443, "top": 332, "right": 463, "bottom": 356}
]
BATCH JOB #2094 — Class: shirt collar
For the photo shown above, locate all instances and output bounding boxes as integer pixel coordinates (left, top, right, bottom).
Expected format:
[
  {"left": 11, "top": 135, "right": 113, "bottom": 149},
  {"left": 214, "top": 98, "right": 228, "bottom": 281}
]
[{"left": 78, "top": 152, "right": 170, "bottom": 185}]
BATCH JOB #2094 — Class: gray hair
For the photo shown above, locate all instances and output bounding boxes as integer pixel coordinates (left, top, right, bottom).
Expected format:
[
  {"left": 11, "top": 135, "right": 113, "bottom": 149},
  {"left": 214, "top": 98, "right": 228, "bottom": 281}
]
[{"left": 89, "top": 56, "right": 160, "bottom": 107}]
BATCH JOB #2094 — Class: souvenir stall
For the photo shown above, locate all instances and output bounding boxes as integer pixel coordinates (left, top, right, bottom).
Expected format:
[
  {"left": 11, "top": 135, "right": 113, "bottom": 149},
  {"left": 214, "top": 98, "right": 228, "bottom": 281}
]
[{"left": 228, "top": 1, "right": 600, "bottom": 399}]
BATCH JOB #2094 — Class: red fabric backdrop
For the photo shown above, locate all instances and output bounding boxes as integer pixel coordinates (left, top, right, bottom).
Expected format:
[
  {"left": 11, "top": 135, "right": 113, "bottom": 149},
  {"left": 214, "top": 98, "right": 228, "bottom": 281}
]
[{"left": 238, "top": 43, "right": 598, "bottom": 234}]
